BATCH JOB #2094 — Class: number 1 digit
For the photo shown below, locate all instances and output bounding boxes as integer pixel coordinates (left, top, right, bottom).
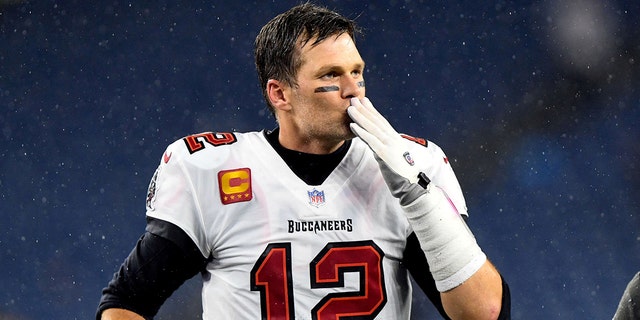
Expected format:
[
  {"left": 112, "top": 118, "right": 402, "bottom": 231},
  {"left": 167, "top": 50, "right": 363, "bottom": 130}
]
[{"left": 250, "top": 243, "right": 295, "bottom": 320}]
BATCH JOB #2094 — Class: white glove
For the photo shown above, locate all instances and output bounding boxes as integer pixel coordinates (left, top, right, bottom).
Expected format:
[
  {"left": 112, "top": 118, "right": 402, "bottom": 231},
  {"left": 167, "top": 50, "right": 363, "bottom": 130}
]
[
  {"left": 348, "top": 97, "right": 486, "bottom": 292},
  {"left": 347, "top": 97, "right": 425, "bottom": 182},
  {"left": 347, "top": 97, "right": 431, "bottom": 205}
]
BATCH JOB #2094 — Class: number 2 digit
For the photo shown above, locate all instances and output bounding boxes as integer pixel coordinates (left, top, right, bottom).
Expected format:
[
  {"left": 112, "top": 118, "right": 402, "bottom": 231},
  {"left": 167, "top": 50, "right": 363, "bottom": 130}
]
[{"left": 251, "top": 241, "right": 387, "bottom": 320}]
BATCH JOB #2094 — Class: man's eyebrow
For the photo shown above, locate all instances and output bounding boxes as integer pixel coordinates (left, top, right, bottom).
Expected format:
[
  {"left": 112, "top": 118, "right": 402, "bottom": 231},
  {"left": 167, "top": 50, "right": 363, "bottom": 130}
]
[
  {"left": 314, "top": 65, "right": 341, "bottom": 77},
  {"left": 314, "top": 62, "right": 365, "bottom": 77}
]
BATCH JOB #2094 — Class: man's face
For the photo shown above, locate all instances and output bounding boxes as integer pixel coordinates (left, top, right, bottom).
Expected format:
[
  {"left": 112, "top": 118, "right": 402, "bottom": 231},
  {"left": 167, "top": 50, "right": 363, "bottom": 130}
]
[{"left": 285, "top": 33, "right": 366, "bottom": 149}]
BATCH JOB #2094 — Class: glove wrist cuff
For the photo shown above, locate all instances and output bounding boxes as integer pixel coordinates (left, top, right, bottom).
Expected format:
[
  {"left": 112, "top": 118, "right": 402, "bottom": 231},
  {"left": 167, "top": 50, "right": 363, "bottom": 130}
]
[{"left": 402, "top": 187, "right": 485, "bottom": 292}]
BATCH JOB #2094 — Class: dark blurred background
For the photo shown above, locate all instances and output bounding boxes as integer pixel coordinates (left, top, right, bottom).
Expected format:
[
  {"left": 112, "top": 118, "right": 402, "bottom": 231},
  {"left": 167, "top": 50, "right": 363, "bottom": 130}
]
[{"left": 1, "top": 0, "right": 639, "bottom": 319}]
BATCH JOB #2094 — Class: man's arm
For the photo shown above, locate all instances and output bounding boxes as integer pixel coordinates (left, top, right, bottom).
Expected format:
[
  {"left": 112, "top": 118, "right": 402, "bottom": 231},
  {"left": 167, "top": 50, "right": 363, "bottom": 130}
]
[
  {"left": 405, "top": 233, "right": 510, "bottom": 320},
  {"left": 101, "top": 308, "right": 144, "bottom": 320},
  {"left": 441, "top": 260, "right": 504, "bottom": 320},
  {"left": 97, "top": 219, "right": 209, "bottom": 320}
]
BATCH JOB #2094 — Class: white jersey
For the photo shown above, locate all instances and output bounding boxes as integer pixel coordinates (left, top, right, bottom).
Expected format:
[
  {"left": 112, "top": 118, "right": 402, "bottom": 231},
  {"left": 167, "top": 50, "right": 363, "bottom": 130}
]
[{"left": 145, "top": 130, "right": 467, "bottom": 319}]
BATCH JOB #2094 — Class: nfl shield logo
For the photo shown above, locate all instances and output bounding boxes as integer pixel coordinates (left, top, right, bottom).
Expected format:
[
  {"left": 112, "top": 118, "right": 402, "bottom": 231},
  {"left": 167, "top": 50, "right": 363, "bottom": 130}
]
[
  {"left": 307, "top": 189, "right": 326, "bottom": 207},
  {"left": 403, "top": 151, "right": 415, "bottom": 166}
]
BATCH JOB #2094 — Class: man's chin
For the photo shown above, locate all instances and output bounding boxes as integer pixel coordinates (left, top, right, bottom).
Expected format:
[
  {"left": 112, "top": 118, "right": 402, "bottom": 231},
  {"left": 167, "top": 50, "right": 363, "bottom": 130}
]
[
  {"left": 340, "top": 123, "right": 357, "bottom": 140},
  {"left": 344, "top": 130, "right": 356, "bottom": 140}
]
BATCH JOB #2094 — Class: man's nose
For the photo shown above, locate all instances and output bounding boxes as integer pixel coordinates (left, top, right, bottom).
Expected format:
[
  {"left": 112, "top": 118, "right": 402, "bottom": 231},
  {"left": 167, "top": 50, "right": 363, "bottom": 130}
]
[{"left": 341, "top": 77, "right": 365, "bottom": 99}]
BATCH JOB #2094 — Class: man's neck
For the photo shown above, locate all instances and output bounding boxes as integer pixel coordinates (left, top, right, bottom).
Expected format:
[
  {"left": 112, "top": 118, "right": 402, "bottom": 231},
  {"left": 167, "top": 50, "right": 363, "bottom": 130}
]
[
  {"left": 276, "top": 127, "right": 346, "bottom": 155},
  {"left": 264, "top": 128, "right": 350, "bottom": 185}
]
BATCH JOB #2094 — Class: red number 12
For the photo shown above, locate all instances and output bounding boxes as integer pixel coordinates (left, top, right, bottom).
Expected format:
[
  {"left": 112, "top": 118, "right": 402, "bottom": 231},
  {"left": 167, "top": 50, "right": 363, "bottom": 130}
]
[{"left": 250, "top": 241, "right": 387, "bottom": 320}]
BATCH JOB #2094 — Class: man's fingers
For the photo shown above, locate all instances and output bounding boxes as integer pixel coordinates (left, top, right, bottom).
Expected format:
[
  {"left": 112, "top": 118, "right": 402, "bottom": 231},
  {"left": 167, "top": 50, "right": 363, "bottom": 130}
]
[
  {"left": 349, "top": 122, "right": 385, "bottom": 154},
  {"left": 347, "top": 105, "right": 379, "bottom": 137},
  {"left": 350, "top": 98, "right": 380, "bottom": 127},
  {"left": 350, "top": 97, "right": 396, "bottom": 136},
  {"left": 360, "top": 97, "right": 387, "bottom": 124}
]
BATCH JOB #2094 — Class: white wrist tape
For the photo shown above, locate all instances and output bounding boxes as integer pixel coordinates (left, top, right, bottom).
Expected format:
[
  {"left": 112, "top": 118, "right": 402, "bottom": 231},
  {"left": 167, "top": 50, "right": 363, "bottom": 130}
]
[{"left": 403, "top": 184, "right": 487, "bottom": 292}]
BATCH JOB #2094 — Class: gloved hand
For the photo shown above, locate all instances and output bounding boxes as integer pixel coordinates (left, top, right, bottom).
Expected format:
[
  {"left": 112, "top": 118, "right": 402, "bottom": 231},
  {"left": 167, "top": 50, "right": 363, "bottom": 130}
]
[
  {"left": 347, "top": 97, "right": 432, "bottom": 205},
  {"left": 347, "top": 97, "right": 424, "bottom": 183},
  {"left": 348, "top": 97, "right": 486, "bottom": 292}
]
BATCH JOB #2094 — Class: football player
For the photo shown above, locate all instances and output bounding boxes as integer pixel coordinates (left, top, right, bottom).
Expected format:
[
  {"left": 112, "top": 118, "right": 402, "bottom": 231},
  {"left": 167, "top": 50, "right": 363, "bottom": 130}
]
[
  {"left": 613, "top": 272, "right": 640, "bottom": 320},
  {"left": 97, "top": 3, "right": 510, "bottom": 319}
]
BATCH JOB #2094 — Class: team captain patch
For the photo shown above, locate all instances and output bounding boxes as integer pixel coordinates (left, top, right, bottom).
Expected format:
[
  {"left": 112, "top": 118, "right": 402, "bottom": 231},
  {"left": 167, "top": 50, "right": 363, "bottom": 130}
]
[{"left": 218, "top": 168, "right": 253, "bottom": 205}]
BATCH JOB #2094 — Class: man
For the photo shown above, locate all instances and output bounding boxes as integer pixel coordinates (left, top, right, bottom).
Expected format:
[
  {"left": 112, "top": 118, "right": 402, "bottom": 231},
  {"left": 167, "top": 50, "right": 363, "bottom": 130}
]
[
  {"left": 613, "top": 272, "right": 640, "bottom": 320},
  {"left": 97, "top": 3, "right": 510, "bottom": 319}
]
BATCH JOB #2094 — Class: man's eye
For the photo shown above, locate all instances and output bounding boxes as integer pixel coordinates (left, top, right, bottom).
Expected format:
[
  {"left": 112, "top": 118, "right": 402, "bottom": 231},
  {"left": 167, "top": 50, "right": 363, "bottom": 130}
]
[{"left": 322, "top": 73, "right": 336, "bottom": 79}]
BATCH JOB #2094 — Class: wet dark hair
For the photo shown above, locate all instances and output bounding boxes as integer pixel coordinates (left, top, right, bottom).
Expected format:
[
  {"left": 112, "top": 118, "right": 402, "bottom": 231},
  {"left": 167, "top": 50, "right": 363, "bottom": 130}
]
[{"left": 254, "top": 3, "right": 361, "bottom": 115}]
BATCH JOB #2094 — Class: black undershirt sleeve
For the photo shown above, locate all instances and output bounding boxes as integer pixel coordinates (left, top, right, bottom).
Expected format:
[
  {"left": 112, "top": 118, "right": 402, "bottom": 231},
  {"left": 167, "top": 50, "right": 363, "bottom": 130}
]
[
  {"left": 96, "top": 218, "right": 209, "bottom": 320},
  {"left": 403, "top": 232, "right": 512, "bottom": 320},
  {"left": 403, "top": 232, "right": 450, "bottom": 319}
]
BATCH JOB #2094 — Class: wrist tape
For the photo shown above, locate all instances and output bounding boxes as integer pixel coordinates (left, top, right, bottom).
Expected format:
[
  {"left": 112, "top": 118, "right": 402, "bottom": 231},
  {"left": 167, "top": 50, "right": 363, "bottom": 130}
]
[{"left": 402, "top": 184, "right": 487, "bottom": 292}]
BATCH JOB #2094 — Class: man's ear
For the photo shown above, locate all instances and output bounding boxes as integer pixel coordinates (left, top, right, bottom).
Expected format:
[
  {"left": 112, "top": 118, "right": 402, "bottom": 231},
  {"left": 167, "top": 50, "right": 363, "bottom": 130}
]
[{"left": 266, "top": 79, "right": 291, "bottom": 112}]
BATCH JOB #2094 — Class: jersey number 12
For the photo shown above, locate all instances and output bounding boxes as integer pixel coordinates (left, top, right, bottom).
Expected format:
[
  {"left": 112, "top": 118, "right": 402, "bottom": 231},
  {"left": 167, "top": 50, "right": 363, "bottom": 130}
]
[{"left": 250, "top": 240, "right": 387, "bottom": 320}]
